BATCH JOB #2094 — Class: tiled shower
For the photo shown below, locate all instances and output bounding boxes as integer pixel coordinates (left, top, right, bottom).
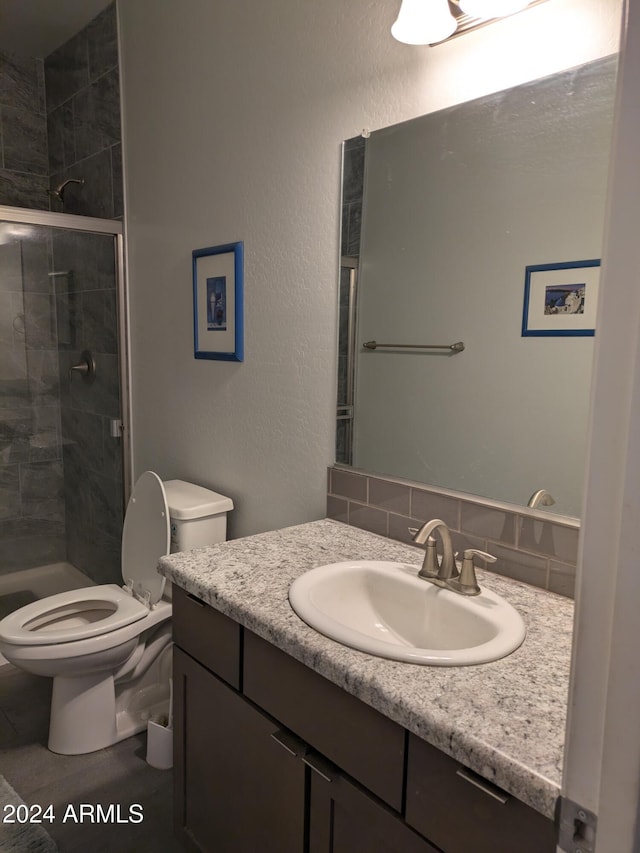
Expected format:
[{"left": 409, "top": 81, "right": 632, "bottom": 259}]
[{"left": 0, "top": 3, "right": 124, "bottom": 613}]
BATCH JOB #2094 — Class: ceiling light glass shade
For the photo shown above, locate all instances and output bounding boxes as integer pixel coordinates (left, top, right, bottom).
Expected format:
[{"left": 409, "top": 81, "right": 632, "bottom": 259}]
[
  {"left": 391, "top": 0, "right": 457, "bottom": 45},
  {"left": 458, "top": 0, "right": 530, "bottom": 19}
]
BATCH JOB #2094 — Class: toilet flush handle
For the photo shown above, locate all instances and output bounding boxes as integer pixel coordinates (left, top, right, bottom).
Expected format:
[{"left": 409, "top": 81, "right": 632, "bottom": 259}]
[{"left": 68, "top": 350, "right": 96, "bottom": 384}]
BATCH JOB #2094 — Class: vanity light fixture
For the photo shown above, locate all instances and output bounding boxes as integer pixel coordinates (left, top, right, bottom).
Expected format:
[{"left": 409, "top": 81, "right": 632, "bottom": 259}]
[
  {"left": 458, "top": 0, "right": 530, "bottom": 18},
  {"left": 391, "top": 0, "right": 548, "bottom": 45},
  {"left": 391, "top": 0, "right": 457, "bottom": 45}
]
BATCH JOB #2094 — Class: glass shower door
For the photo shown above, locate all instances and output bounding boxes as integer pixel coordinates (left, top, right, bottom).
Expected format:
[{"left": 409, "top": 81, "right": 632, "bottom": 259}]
[{"left": 0, "top": 209, "right": 127, "bottom": 615}]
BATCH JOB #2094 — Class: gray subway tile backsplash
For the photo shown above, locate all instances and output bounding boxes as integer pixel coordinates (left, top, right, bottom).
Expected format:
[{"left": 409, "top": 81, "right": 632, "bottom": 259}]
[
  {"left": 330, "top": 467, "right": 368, "bottom": 503},
  {"left": 348, "top": 502, "right": 388, "bottom": 537},
  {"left": 327, "top": 466, "right": 579, "bottom": 598},
  {"left": 368, "top": 478, "right": 410, "bottom": 516}
]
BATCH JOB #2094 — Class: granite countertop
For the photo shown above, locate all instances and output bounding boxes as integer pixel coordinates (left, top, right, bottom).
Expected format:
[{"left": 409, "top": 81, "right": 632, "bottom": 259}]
[{"left": 159, "top": 518, "right": 573, "bottom": 820}]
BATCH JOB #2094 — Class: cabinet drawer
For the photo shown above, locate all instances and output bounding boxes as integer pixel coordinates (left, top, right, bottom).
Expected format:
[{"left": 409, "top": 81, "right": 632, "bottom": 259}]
[
  {"left": 405, "top": 734, "right": 556, "bottom": 853},
  {"left": 243, "top": 630, "right": 405, "bottom": 811},
  {"left": 172, "top": 586, "right": 241, "bottom": 689}
]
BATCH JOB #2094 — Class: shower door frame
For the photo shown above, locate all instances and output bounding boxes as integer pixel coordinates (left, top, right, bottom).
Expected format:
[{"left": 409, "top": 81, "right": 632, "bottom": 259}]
[{"left": 0, "top": 205, "right": 132, "bottom": 501}]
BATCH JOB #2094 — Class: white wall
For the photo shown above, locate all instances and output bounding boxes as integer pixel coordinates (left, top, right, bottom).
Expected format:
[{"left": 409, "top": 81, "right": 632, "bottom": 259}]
[{"left": 117, "top": 0, "right": 622, "bottom": 538}]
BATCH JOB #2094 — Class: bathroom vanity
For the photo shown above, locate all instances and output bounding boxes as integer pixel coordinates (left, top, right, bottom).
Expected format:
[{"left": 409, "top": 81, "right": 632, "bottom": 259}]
[{"left": 160, "top": 519, "right": 572, "bottom": 852}]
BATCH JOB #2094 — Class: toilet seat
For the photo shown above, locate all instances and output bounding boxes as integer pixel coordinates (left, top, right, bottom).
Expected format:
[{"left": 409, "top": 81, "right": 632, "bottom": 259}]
[
  {"left": 0, "top": 584, "right": 149, "bottom": 646},
  {"left": 0, "top": 471, "right": 172, "bottom": 649}
]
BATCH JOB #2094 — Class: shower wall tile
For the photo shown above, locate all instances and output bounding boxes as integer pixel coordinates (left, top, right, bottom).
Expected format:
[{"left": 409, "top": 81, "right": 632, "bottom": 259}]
[
  {"left": 76, "top": 289, "right": 118, "bottom": 354},
  {"left": 0, "top": 414, "right": 32, "bottom": 464},
  {"left": 59, "top": 351, "right": 120, "bottom": 420},
  {"left": 111, "top": 143, "right": 123, "bottom": 219},
  {"left": 21, "top": 229, "right": 51, "bottom": 293},
  {"left": 327, "top": 465, "right": 580, "bottom": 598},
  {"left": 0, "top": 465, "right": 20, "bottom": 520},
  {"left": 23, "top": 293, "right": 56, "bottom": 349},
  {"left": 0, "top": 410, "right": 57, "bottom": 466},
  {"left": 101, "top": 418, "right": 123, "bottom": 482},
  {"left": 44, "top": 3, "right": 122, "bottom": 222},
  {"left": 25, "top": 349, "right": 60, "bottom": 404},
  {"left": 0, "top": 52, "right": 48, "bottom": 210},
  {"left": 66, "top": 521, "right": 119, "bottom": 584},
  {"left": 73, "top": 68, "right": 121, "bottom": 161},
  {"left": 62, "top": 407, "right": 119, "bottom": 479},
  {"left": 0, "top": 518, "right": 65, "bottom": 573},
  {"left": 19, "top": 460, "right": 64, "bottom": 521},
  {"left": 340, "top": 137, "right": 365, "bottom": 257},
  {"left": 0, "top": 240, "right": 23, "bottom": 292},
  {"left": 87, "top": 5, "right": 119, "bottom": 81},
  {"left": 0, "top": 170, "right": 49, "bottom": 210},
  {"left": 1, "top": 106, "right": 48, "bottom": 175},
  {"left": 51, "top": 230, "right": 116, "bottom": 292},
  {"left": 0, "top": 52, "right": 44, "bottom": 113},
  {"left": 47, "top": 102, "right": 75, "bottom": 173},
  {"left": 44, "top": 32, "right": 90, "bottom": 112},
  {"left": 88, "top": 470, "right": 123, "bottom": 540}
]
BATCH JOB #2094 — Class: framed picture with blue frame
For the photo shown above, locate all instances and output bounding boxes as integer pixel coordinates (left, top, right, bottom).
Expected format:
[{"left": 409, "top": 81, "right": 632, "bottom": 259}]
[
  {"left": 193, "top": 241, "right": 244, "bottom": 361},
  {"left": 521, "top": 259, "right": 600, "bottom": 337}
]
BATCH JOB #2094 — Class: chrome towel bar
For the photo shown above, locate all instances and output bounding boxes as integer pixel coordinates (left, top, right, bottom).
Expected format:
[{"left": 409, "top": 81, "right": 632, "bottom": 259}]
[{"left": 362, "top": 340, "right": 465, "bottom": 353}]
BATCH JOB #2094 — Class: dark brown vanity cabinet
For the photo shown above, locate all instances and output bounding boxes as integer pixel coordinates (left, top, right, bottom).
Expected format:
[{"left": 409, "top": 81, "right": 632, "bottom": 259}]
[
  {"left": 172, "top": 586, "right": 557, "bottom": 853},
  {"left": 174, "top": 647, "right": 306, "bottom": 853}
]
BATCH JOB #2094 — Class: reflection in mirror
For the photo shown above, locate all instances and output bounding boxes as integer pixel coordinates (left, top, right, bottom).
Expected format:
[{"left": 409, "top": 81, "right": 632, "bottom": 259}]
[{"left": 337, "top": 56, "right": 617, "bottom": 518}]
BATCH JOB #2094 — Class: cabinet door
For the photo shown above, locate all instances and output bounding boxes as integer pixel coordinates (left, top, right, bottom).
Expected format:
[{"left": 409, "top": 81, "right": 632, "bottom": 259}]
[
  {"left": 405, "top": 734, "right": 556, "bottom": 853},
  {"left": 174, "top": 647, "right": 306, "bottom": 853},
  {"left": 307, "top": 753, "right": 439, "bottom": 853}
]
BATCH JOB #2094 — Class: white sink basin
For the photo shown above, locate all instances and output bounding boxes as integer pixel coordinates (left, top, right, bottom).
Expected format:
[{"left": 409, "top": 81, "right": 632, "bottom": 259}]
[{"left": 288, "top": 561, "right": 526, "bottom": 666}]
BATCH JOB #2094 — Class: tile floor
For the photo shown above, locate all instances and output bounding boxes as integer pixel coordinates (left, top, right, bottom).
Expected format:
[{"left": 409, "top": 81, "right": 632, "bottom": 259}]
[{"left": 0, "top": 664, "right": 183, "bottom": 852}]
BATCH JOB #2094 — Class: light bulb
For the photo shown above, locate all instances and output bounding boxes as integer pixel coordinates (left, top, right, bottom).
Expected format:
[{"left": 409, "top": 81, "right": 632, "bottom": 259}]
[
  {"left": 391, "top": 0, "right": 457, "bottom": 45},
  {"left": 458, "top": 0, "right": 530, "bottom": 20}
]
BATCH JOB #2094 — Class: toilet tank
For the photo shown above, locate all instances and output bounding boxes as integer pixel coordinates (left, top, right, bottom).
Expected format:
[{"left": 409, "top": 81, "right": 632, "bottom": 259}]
[{"left": 163, "top": 480, "right": 234, "bottom": 552}]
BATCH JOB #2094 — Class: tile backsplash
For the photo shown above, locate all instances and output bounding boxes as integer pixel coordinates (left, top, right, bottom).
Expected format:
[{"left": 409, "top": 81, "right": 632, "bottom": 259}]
[{"left": 327, "top": 466, "right": 579, "bottom": 598}]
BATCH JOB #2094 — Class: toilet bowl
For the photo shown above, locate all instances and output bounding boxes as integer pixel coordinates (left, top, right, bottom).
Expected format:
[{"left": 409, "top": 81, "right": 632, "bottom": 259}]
[{"left": 0, "top": 471, "right": 233, "bottom": 755}]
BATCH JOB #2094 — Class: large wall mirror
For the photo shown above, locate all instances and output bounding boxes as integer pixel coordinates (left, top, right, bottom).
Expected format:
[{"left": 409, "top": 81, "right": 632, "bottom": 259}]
[{"left": 337, "top": 56, "right": 617, "bottom": 518}]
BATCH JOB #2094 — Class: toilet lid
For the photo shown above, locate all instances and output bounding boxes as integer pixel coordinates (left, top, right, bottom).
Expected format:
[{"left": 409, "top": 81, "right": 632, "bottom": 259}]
[{"left": 121, "top": 471, "right": 170, "bottom": 606}]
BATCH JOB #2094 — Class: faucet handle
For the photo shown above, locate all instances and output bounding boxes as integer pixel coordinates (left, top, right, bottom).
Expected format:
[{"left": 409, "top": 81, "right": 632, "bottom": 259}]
[
  {"left": 408, "top": 528, "right": 440, "bottom": 578},
  {"left": 448, "top": 549, "right": 496, "bottom": 596}
]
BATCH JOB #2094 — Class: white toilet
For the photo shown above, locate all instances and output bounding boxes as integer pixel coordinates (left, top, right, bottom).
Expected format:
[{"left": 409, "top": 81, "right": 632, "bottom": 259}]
[{"left": 0, "top": 472, "right": 233, "bottom": 755}]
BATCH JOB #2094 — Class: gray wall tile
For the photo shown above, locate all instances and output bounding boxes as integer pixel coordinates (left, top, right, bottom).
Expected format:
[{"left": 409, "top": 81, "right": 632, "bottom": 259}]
[
  {"left": 348, "top": 503, "right": 388, "bottom": 537},
  {"left": 518, "top": 516, "right": 580, "bottom": 563},
  {"left": 460, "top": 502, "right": 516, "bottom": 545},
  {"left": 411, "top": 489, "right": 459, "bottom": 529},
  {"left": 549, "top": 561, "right": 577, "bottom": 598},
  {"left": 330, "top": 468, "right": 367, "bottom": 502},
  {"left": 327, "top": 494, "right": 348, "bottom": 523},
  {"left": 488, "top": 542, "right": 549, "bottom": 589},
  {"left": 327, "top": 466, "right": 579, "bottom": 597},
  {"left": 368, "top": 477, "right": 410, "bottom": 515}
]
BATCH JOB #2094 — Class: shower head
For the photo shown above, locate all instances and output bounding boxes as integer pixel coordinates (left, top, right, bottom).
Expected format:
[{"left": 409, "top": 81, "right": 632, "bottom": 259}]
[{"left": 48, "top": 177, "right": 85, "bottom": 203}]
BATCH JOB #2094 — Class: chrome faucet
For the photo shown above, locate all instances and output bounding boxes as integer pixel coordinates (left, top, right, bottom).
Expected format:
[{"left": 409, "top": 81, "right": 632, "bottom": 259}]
[
  {"left": 527, "top": 489, "right": 555, "bottom": 508},
  {"left": 411, "top": 518, "right": 458, "bottom": 585}
]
